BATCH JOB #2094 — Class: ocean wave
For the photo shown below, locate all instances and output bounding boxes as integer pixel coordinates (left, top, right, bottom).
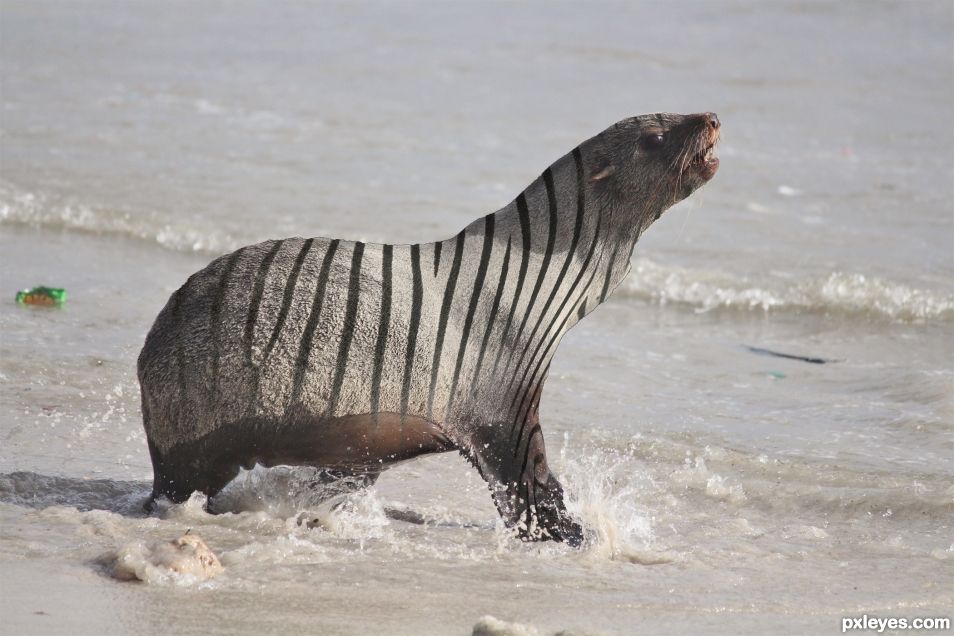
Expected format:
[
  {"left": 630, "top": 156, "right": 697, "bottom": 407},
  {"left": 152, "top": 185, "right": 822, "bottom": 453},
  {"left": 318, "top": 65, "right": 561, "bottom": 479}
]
[
  {"left": 4, "top": 183, "right": 951, "bottom": 323},
  {"left": 0, "top": 182, "right": 241, "bottom": 255},
  {"left": 620, "top": 258, "right": 954, "bottom": 322}
]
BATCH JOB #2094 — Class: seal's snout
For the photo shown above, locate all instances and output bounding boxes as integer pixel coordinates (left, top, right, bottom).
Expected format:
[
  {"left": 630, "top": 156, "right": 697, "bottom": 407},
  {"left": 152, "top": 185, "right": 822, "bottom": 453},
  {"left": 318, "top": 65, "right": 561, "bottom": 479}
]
[
  {"left": 689, "top": 111, "right": 720, "bottom": 141},
  {"left": 684, "top": 112, "right": 720, "bottom": 181}
]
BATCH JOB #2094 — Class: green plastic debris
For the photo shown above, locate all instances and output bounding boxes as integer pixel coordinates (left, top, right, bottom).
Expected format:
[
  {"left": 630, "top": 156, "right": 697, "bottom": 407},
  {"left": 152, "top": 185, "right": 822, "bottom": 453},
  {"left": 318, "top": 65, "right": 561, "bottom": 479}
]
[
  {"left": 15, "top": 286, "right": 65, "bottom": 306},
  {"left": 768, "top": 371, "right": 786, "bottom": 379}
]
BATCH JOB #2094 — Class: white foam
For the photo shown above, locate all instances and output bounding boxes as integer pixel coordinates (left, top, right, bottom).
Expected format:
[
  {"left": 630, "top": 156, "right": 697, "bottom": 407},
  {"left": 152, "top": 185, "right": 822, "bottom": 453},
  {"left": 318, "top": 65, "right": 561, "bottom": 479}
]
[
  {"left": 621, "top": 257, "right": 954, "bottom": 322},
  {"left": 472, "top": 615, "right": 541, "bottom": 636},
  {"left": 219, "top": 534, "right": 329, "bottom": 567},
  {"left": 670, "top": 455, "right": 747, "bottom": 504}
]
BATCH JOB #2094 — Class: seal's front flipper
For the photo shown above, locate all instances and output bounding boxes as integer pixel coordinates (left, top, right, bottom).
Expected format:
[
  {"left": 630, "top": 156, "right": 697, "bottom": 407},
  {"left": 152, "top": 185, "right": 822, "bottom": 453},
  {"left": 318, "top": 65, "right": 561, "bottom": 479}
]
[
  {"left": 466, "top": 419, "right": 584, "bottom": 546},
  {"left": 516, "top": 470, "right": 584, "bottom": 547}
]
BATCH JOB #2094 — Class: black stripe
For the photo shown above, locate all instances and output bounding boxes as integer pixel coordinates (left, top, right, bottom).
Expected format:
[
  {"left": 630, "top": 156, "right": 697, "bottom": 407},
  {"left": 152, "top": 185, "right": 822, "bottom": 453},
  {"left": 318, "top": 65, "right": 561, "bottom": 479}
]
[
  {"left": 427, "top": 230, "right": 466, "bottom": 418},
  {"left": 490, "top": 193, "right": 532, "bottom": 376},
  {"left": 511, "top": 149, "right": 600, "bottom": 436},
  {"left": 369, "top": 244, "right": 393, "bottom": 425},
  {"left": 244, "top": 240, "right": 284, "bottom": 364},
  {"left": 445, "top": 215, "right": 495, "bottom": 417},
  {"left": 501, "top": 171, "right": 559, "bottom": 375},
  {"left": 470, "top": 237, "right": 512, "bottom": 392},
  {"left": 509, "top": 148, "right": 589, "bottom": 411},
  {"left": 512, "top": 218, "right": 601, "bottom": 426},
  {"left": 263, "top": 238, "right": 314, "bottom": 361},
  {"left": 433, "top": 241, "right": 442, "bottom": 276},
  {"left": 512, "top": 260, "right": 601, "bottom": 453},
  {"left": 506, "top": 167, "right": 581, "bottom": 391},
  {"left": 210, "top": 249, "right": 242, "bottom": 395},
  {"left": 400, "top": 244, "right": 423, "bottom": 422},
  {"left": 289, "top": 239, "right": 340, "bottom": 405},
  {"left": 326, "top": 242, "right": 365, "bottom": 416},
  {"left": 577, "top": 298, "right": 587, "bottom": 319},
  {"left": 599, "top": 242, "right": 621, "bottom": 302},
  {"left": 519, "top": 424, "right": 543, "bottom": 490}
]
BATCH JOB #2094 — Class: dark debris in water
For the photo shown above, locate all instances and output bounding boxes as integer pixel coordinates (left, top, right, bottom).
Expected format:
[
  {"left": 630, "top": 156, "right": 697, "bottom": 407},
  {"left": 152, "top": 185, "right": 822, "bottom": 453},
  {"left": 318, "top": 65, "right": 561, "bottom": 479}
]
[{"left": 745, "top": 345, "right": 836, "bottom": 365}]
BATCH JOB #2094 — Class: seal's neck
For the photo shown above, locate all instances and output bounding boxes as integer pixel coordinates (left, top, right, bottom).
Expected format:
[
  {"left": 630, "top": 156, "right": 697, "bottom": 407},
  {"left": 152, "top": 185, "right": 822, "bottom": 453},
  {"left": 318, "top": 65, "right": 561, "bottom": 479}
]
[
  {"left": 421, "top": 145, "right": 654, "bottom": 424},
  {"left": 440, "top": 147, "right": 649, "bottom": 425},
  {"left": 492, "top": 148, "right": 644, "bottom": 338},
  {"left": 440, "top": 147, "right": 647, "bottom": 407}
]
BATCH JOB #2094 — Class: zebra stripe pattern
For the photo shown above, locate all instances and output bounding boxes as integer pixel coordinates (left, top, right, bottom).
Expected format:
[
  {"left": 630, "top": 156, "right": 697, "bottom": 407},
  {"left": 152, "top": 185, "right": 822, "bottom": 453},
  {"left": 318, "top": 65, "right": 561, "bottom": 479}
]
[
  {"left": 141, "top": 111, "right": 721, "bottom": 544},
  {"left": 161, "top": 144, "right": 632, "bottom": 471}
]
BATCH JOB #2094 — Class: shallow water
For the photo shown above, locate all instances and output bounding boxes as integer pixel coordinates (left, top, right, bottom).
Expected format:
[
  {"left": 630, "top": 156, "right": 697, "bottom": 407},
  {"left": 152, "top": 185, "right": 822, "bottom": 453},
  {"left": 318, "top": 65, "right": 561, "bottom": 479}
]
[{"left": 1, "top": 1, "right": 953, "bottom": 634}]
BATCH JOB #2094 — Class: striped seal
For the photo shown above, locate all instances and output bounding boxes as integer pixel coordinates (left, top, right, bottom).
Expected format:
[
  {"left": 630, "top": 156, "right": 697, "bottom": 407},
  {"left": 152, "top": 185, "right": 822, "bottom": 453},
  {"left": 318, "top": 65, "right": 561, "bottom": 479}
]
[{"left": 138, "top": 112, "right": 721, "bottom": 545}]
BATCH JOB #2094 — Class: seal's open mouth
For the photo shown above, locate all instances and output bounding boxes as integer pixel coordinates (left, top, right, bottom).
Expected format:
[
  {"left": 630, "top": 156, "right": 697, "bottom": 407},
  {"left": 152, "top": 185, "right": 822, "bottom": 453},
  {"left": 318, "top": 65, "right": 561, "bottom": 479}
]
[
  {"left": 691, "top": 138, "right": 719, "bottom": 180},
  {"left": 670, "top": 113, "right": 721, "bottom": 192}
]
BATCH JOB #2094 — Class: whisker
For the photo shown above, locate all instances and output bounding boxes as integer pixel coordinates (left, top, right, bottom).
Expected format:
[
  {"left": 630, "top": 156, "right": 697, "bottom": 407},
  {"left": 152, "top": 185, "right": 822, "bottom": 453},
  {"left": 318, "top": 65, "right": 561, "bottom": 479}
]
[{"left": 676, "top": 196, "right": 695, "bottom": 242}]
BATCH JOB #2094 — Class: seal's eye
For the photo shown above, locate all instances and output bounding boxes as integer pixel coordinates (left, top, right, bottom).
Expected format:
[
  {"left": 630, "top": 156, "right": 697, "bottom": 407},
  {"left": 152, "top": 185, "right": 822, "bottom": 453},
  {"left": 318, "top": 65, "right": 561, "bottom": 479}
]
[{"left": 641, "top": 133, "right": 665, "bottom": 150}]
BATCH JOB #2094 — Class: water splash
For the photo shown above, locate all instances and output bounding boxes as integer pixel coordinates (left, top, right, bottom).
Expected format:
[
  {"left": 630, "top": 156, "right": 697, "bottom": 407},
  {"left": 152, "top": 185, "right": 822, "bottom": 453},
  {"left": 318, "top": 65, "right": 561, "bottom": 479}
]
[
  {"left": 558, "top": 438, "right": 675, "bottom": 564},
  {"left": 210, "top": 466, "right": 390, "bottom": 547}
]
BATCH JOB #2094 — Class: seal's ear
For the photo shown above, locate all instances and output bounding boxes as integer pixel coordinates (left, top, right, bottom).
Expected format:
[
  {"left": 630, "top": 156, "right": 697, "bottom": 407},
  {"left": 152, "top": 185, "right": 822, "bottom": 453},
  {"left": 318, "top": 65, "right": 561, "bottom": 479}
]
[{"left": 589, "top": 164, "right": 617, "bottom": 182}]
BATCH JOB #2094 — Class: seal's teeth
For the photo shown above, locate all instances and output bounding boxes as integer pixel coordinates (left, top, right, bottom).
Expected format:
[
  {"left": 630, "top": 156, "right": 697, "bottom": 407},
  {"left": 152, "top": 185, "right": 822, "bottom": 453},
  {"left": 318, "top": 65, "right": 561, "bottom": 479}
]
[{"left": 691, "top": 143, "right": 716, "bottom": 167}]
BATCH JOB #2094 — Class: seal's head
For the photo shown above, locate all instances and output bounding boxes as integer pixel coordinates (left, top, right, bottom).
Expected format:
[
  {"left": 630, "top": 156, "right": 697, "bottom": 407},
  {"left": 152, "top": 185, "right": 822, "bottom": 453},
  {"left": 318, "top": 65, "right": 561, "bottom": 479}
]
[{"left": 584, "top": 112, "right": 721, "bottom": 223}]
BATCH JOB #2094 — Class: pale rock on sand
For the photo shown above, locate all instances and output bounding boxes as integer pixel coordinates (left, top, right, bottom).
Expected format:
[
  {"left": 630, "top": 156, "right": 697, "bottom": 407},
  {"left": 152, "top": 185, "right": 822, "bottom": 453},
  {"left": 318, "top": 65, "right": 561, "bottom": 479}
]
[{"left": 109, "top": 532, "right": 222, "bottom": 584}]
